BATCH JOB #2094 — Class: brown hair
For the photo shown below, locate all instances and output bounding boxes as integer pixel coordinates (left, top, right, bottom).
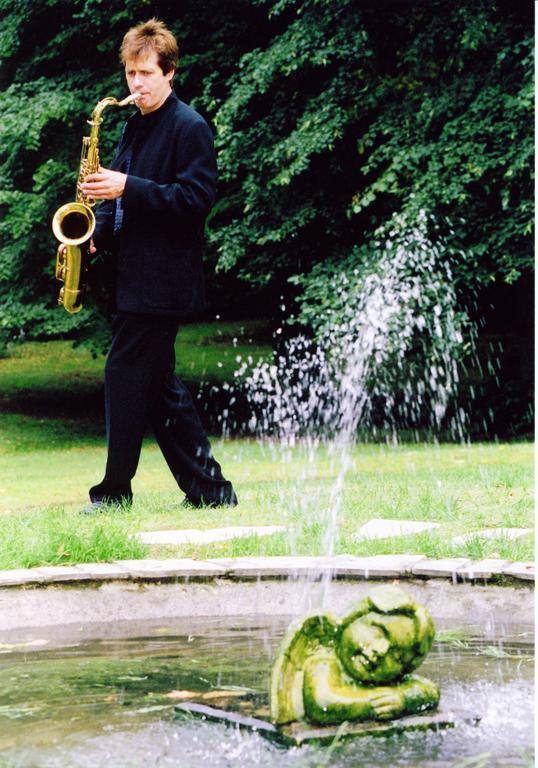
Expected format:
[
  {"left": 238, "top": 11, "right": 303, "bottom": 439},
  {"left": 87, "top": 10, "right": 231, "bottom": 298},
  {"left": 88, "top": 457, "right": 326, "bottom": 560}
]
[{"left": 120, "top": 18, "right": 179, "bottom": 75}]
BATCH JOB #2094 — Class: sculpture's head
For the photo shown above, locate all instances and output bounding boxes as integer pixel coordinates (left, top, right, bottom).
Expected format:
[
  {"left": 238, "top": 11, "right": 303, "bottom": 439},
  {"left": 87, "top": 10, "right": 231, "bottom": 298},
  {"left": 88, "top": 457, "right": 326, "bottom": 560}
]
[{"left": 336, "top": 585, "right": 435, "bottom": 684}]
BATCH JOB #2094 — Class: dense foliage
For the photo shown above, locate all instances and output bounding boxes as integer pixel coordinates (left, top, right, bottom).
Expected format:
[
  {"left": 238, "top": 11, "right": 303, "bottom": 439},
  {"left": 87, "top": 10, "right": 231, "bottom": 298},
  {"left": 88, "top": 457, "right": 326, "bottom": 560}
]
[
  {"left": 0, "top": 0, "right": 533, "bottom": 348},
  {"left": 206, "top": 0, "right": 532, "bottom": 312}
]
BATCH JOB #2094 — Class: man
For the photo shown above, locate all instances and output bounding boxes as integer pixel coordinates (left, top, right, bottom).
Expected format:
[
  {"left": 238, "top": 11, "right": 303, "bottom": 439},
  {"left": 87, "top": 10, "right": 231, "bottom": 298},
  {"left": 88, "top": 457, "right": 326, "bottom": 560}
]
[{"left": 79, "top": 18, "right": 237, "bottom": 509}]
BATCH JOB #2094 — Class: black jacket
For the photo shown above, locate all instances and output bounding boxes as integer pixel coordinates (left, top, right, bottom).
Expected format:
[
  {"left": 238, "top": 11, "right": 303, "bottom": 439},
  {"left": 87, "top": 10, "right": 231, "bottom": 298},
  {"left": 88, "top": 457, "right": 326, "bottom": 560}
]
[{"left": 94, "top": 91, "right": 217, "bottom": 316}]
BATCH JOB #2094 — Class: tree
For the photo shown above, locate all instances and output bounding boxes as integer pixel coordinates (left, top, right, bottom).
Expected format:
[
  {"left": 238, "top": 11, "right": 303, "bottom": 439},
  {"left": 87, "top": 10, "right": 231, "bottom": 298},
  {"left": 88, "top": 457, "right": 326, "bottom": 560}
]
[
  {"left": 206, "top": 0, "right": 532, "bottom": 315},
  {"left": 0, "top": 0, "right": 533, "bottom": 348}
]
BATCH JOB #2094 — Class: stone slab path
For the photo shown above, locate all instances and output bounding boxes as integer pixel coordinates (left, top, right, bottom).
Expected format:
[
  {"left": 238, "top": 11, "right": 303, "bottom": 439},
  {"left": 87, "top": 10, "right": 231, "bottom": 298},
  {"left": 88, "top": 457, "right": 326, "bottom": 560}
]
[
  {"left": 138, "top": 521, "right": 533, "bottom": 549},
  {"left": 137, "top": 526, "right": 286, "bottom": 545},
  {"left": 452, "top": 527, "right": 533, "bottom": 545},
  {"left": 354, "top": 519, "right": 441, "bottom": 540}
]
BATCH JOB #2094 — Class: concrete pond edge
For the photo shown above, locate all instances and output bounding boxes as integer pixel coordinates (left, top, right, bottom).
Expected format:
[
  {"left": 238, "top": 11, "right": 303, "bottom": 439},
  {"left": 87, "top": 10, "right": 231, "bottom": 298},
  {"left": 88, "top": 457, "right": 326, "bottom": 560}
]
[
  {"left": 0, "top": 553, "right": 534, "bottom": 588},
  {"left": 0, "top": 554, "right": 534, "bottom": 633}
]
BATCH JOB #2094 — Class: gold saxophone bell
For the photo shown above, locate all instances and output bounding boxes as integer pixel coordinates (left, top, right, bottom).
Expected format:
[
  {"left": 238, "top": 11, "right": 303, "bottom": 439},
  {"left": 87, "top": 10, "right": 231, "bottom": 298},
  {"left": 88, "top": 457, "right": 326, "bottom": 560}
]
[
  {"left": 52, "top": 202, "right": 96, "bottom": 314},
  {"left": 52, "top": 92, "right": 139, "bottom": 313},
  {"left": 52, "top": 201, "right": 96, "bottom": 247}
]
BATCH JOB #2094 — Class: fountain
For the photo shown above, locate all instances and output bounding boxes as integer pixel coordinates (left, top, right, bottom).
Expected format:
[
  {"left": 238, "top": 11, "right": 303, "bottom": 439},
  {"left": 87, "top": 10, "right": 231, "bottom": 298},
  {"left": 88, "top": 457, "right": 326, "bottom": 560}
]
[
  {"left": 232, "top": 208, "right": 474, "bottom": 610},
  {"left": 238, "top": 209, "right": 469, "bottom": 443}
]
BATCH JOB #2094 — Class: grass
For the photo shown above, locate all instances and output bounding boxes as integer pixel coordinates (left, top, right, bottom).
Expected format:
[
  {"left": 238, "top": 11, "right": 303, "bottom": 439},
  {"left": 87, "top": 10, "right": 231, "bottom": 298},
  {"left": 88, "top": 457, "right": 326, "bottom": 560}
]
[
  {"left": 0, "top": 319, "right": 271, "bottom": 402},
  {"left": 0, "top": 505, "right": 147, "bottom": 569},
  {"left": 0, "top": 434, "right": 534, "bottom": 570},
  {"left": 0, "top": 324, "right": 533, "bottom": 570}
]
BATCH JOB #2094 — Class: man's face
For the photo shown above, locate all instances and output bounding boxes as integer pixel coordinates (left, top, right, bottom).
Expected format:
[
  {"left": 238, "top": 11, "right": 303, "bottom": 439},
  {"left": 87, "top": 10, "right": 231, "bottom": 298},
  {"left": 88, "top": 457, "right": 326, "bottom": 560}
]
[{"left": 125, "top": 50, "right": 173, "bottom": 115}]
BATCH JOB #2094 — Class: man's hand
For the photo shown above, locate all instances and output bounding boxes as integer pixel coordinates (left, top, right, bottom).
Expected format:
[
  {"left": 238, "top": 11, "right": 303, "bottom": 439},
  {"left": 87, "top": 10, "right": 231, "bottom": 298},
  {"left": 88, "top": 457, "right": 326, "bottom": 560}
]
[
  {"left": 57, "top": 241, "right": 96, "bottom": 256},
  {"left": 80, "top": 167, "right": 127, "bottom": 200}
]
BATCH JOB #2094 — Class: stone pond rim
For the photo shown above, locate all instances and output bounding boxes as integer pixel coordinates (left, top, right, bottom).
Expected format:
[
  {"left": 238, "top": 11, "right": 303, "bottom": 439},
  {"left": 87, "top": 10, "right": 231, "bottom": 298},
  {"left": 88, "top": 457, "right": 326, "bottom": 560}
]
[{"left": 0, "top": 555, "right": 533, "bottom": 632}]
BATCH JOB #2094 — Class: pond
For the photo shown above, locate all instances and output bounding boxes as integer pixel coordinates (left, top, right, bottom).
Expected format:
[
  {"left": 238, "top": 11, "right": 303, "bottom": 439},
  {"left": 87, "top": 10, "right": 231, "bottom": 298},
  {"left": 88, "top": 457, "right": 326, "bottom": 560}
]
[{"left": 0, "top": 615, "right": 533, "bottom": 767}]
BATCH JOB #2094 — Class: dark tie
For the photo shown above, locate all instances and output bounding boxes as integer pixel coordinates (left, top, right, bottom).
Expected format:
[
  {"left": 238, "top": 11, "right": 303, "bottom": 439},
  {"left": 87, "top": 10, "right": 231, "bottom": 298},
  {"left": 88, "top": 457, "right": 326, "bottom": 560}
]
[{"left": 113, "top": 150, "right": 132, "bottom": 235}]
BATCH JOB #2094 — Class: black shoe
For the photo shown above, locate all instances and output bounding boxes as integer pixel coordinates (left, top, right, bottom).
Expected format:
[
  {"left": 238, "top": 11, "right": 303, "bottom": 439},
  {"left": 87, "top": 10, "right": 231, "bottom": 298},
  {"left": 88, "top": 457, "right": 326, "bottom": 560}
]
[
  {"left": 181, "top": 489, "right": 238, "bottom": 509},
  {"left": 80, "top": 501, "right": 107, "bottom": 515},
  {"left": 80, "top": 499, "right": 127, "bottom": 515},
  {"left": 89, "top": 483, "right": 133, "bottom": 507}
]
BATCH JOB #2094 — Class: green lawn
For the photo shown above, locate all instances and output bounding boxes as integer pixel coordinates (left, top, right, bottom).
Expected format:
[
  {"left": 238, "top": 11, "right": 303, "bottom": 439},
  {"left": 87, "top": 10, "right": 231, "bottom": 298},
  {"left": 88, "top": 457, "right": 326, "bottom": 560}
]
[
  {"left": 0, "top": 319, "right": 270, "bottom": 401},
  {"left": 0, "top": 433, "right": 533, "bottom": 570},
  {"left": 0, "top": 327, "right": 534, "bottom": 570}
]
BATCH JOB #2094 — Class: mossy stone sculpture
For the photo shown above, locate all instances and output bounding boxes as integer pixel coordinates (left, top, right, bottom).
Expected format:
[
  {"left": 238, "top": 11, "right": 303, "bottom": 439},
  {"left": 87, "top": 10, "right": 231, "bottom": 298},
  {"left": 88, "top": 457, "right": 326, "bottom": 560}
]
[{"left": 270, "top": 585, "right": 440, "bottom": 726}]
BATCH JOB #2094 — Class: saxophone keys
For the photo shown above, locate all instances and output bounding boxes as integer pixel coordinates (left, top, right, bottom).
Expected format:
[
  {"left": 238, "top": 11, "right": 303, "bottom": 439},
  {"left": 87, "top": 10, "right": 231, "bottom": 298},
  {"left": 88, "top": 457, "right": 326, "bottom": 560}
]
[{"left": 55, "top": 245, "right": 67, "bottom": 280}]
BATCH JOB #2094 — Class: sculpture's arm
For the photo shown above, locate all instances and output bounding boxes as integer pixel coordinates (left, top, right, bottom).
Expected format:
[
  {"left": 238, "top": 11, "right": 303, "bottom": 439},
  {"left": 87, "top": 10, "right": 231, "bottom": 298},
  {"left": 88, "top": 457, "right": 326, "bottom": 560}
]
[
  {"left": 303, "top": 654, "right": 439, "bottom": 726},
  {"left": 396, "top": 674, "right": 440, "bottom": 716}
]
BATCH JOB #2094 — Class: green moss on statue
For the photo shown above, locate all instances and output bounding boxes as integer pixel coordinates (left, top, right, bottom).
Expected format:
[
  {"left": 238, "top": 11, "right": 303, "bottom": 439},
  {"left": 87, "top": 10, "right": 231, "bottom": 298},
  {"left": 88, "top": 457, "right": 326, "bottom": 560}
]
[{"left": 270, "top": 585, "right": 440, "bottom": 726}]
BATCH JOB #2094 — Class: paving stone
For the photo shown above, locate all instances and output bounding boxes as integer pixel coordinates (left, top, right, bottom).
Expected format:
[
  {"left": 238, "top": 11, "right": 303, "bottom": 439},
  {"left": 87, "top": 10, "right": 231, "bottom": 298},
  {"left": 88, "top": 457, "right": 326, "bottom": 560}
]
[
  {"left": 207, "top": 556, "right": 335, "bottom": 578},
  {"left": 75, "top": 562, "right": 131, "bottom": 580},
  {"left": 452, "top": 528, "right": 532, "bottom": 546},
  {"left": 354, "top": 519, "right": 441, "bottom": 541},
  {"left": 0, "top": 568, "right": 47, "bottom": 587},
  {"left": 28, "top": 565, "right": 93, "bottom": 583},
  {"left": 411, "top": 558, "right": 471, "bottom": 578},
  {"left": 205, "top": 555, "right": 427, "bottom": 579},
  {"left": 456, "top": 559, "right": 510, "bottom": 580},
  {"left": 330, "top": 554, "right": 426, "bottom": 577},
  {"left": 137, "top": 526, "right": 286, "bottom": 546},
  {"left": 113, "top": 558, "right": 227, "bottom": 579},
  {"left": 501, "top": 561, "right": 535, "bottom": 581},
  {"left": 1, "top": 555, "right": 533, "bottom": 588}
]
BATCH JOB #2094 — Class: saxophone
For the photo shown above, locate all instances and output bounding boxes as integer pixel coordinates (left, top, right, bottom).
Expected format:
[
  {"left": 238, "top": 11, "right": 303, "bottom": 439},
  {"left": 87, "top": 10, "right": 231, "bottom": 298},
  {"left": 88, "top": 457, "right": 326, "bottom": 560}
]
[{"left": 52, "top": 93, "right": 139, "bottom": 313}]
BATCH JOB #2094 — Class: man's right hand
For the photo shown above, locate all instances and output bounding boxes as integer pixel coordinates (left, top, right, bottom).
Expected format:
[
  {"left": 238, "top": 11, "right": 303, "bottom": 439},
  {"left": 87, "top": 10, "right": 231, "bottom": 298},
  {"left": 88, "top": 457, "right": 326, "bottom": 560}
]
[{"left": 89, "top": 239, "right": 96, "bottom": 254}]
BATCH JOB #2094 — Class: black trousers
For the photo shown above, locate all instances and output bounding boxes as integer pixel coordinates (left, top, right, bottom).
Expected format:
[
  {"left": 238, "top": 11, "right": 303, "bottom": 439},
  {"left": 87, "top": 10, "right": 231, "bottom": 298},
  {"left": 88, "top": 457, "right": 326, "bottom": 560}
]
[{"left": 89, "top": 313, "right": 237, "bottom": 506}]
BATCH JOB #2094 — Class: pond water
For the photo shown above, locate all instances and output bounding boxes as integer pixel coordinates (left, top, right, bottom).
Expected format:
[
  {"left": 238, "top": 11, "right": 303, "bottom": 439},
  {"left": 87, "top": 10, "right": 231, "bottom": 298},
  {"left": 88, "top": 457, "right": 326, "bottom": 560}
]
[{"left": 0, "top": 615, "right": 533, "bottom": 768}]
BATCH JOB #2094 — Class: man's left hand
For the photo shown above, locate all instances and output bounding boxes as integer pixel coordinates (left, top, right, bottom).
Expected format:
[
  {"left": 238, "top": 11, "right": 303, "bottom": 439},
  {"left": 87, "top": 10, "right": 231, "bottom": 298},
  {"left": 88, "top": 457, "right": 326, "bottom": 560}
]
[{"left": 80, "top": 168, "right": 127, "bottom": 200}]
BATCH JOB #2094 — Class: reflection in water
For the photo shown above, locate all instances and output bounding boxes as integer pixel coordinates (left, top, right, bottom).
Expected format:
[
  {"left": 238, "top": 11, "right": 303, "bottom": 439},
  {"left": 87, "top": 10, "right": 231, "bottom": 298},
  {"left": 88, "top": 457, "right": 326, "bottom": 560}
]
[{"left": 0, "top": 617, "right": 533, "bottom": 767}]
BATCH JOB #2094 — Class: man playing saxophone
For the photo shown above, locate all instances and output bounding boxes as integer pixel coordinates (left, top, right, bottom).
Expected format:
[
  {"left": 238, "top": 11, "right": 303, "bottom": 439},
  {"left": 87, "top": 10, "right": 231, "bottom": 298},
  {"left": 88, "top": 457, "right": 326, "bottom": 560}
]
[{"left": 79, "top": 18, "right": 237, "bottom": 510}]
